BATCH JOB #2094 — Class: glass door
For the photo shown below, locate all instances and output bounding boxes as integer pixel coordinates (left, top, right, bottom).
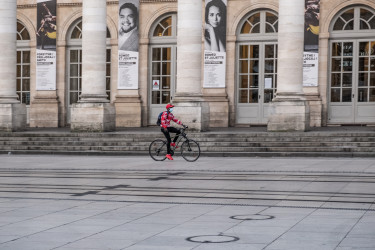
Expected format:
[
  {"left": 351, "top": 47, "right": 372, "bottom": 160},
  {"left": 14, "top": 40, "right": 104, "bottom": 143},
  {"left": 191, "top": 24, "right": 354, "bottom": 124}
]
[
  {"left": 149, "top": 45, "right": 176, "bottom": 124},
  {"left": 329, "top": 40, "right": 375, "bottom": 123},
  {"left": 357, "top": 40, "right": 375, "bottom": 122},
  {"left": 263, "top": 43, "right": 278, "bottom": 122},
  {"left": 67, "top": 49, "right": 82, "bottom": 124},
  {"left": 236, "top": 42, "right": 277, "bottom": 124}
]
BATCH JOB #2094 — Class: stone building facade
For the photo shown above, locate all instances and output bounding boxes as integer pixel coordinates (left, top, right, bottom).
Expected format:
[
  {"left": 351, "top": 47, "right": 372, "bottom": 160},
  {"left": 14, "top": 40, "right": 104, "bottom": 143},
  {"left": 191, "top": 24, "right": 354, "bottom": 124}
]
[{"left": 1, "top": 0, "right": 374, "bottom": 131}]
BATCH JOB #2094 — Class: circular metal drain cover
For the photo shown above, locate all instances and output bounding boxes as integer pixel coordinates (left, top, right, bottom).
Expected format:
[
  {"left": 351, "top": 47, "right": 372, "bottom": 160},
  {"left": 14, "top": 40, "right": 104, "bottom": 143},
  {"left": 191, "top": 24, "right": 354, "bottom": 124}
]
[
  {"left": 186, "top": 235, "right": 239, "bottom": 243},
  {"left": 230, "top": 214, "right": 274, "bottom": 221}
]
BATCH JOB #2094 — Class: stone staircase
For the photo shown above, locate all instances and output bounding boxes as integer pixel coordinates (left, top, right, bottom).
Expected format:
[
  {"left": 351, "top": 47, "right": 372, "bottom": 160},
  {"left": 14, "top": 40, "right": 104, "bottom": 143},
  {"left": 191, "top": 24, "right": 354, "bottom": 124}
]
[{"left": 0, "top": 127, "right": 374, "bottom": 157}]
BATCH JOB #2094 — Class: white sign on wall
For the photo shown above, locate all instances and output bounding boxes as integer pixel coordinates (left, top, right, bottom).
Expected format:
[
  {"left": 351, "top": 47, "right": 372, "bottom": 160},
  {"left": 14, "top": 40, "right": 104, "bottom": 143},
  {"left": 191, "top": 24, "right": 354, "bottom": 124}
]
[
  {"left": 152, "top": 80, "right": 160, "bottom": 90},
  {"left": 204, "top": 51, "right": 226, "bottom": 88},
  {"left": 303, "top": 52, "right": 319, "bottom": 87},
  {"left": 264, "top": 78, "right": 273, "bottom": 89},
  {"left": 36, "top": 50, "right": 56, "bottom": 90},
  {"left": 118, "top": 51, "right": 138, "bottom": 89}
]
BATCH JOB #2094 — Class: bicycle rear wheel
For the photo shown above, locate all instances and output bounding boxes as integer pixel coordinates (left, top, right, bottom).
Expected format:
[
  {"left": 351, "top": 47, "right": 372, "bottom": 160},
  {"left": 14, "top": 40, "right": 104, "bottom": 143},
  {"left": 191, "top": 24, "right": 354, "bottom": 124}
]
[
  {"left": 181, "top": 139, "right": 200, "bottom": 162},
  {"left": 149, "top": 139, "right": 167, "bottom": 161}
]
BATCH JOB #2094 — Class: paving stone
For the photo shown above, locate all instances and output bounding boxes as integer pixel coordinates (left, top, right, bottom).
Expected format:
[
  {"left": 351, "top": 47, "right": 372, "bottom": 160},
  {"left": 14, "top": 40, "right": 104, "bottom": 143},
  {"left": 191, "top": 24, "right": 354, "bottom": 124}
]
[{"left": 0, "top": 156, "right": 375, "bottom": 249}]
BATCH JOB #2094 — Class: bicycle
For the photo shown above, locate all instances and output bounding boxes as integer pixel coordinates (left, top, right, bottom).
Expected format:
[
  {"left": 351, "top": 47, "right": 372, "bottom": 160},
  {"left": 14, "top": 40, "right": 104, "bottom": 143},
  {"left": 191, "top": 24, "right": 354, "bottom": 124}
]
[{"left": 149, "top": 125, "right": 201, "bottom": 162}]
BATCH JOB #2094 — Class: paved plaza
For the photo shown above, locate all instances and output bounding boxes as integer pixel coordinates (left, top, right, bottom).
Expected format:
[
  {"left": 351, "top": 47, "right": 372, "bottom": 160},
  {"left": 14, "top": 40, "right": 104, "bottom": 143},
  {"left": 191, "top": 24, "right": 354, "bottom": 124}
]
[{"left": 0, "top": 155, "right": 374, "bottom": 250}]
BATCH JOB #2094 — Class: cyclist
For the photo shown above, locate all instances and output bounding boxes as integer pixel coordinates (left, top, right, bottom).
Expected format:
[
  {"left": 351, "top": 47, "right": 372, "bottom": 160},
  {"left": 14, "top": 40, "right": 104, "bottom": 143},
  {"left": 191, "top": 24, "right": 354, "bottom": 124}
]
[{"left": 160, "top": 104, "right": 184, "bottom": 160}]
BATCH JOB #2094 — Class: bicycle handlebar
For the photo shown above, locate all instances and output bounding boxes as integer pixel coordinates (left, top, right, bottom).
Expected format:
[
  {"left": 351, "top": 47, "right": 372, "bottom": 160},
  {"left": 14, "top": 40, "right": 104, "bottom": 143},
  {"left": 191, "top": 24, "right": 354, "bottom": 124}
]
[{"left": 179, "top": 125, "right": 188, "bottom": 134}]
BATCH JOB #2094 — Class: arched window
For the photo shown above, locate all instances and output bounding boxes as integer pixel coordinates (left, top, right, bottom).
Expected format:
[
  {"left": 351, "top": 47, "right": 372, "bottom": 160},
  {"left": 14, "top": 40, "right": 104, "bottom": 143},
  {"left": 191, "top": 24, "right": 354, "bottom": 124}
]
[
  {"left": 70, "top": 20, "right": 83, "bottom": 39},
  {"left": 240, "top": 11, "right": 278, "bottom": 34},
  {"left": 153, "top": 16, "right": 173, "bottom": 37},
  {"left": 148, "top": 14, "right": 177, "bottom": 124},
  {"left": 328, "top": 6, "right": 375, "bottom": 124},
  {"left": 70, "top": 20, "right": 111, "bottom": 39},
  {"left": 67, "top": 19, "right": 111, "bottom": 107},
  {"left": 332, "top": 7, "right": 375, "bottom": 31},
  {"left": 16, "top": 21, "right": 30, "bottom": 105},
  {"left": 236, "top": 10, "right": 278, "bottom": 124},
  {"left": 17, "top": 22, "right": 30, "bottom": 40}
]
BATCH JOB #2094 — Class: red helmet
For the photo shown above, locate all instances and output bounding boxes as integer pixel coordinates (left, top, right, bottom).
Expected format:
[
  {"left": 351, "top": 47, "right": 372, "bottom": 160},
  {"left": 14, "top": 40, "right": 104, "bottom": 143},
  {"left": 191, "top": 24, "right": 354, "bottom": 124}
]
[{"left": 166, "top": 103, "right": 174, "bottom": 109}]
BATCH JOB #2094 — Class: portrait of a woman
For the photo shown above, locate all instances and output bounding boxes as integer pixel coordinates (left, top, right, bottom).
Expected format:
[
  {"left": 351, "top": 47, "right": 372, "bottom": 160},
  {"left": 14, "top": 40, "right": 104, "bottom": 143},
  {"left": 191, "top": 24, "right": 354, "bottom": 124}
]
[{"left": 204, "top": 0, "right": 227, "bottom": 52}]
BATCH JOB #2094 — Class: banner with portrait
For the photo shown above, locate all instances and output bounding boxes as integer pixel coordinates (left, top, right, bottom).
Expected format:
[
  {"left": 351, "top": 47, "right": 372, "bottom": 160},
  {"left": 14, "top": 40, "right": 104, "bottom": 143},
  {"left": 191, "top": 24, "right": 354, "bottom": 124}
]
[
  {"left": 203, "top": 0, "right": 227, "bottom": 88},
  {"left": 36, "top": 0, "right": 56, "bottom": 90},
  {"left": 118, "top": 0, "right": 139, "bottom": 90},
  {"left": 303, "top": 0, "right": 320, "bottom": 87}
]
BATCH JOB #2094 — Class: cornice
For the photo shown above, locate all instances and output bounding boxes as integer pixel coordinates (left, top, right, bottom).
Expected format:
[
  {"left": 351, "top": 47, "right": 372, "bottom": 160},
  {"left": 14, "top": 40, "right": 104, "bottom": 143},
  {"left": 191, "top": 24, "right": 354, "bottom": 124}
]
[
  {"left": 17, "top": 0, "right": 176, "bottom": 8},
  {"left": 17, "top": 4, "right": 36, "bottom": 9},
  {"left": 141, "top": 0, "right": 177, "bottom": 2}
]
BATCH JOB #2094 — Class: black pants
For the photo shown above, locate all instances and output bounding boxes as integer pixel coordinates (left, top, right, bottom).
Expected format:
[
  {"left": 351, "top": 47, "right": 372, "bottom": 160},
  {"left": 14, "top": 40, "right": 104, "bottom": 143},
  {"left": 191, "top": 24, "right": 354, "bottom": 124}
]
[{"left": 161, "top": 127, "right": 181, "bottom": 154}]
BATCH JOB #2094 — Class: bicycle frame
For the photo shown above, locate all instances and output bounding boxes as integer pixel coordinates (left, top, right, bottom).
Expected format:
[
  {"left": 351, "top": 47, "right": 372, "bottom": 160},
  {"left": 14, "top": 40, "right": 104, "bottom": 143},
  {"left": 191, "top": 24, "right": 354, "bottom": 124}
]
[{"left": 170, "top": 128, "right": 188, "bottom": 151}]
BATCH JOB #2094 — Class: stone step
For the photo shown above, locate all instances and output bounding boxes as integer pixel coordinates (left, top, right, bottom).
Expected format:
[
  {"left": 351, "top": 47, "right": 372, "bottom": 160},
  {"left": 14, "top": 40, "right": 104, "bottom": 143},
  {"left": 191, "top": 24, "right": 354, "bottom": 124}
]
[
  {"left": 1, "top": 131, "right": 375, "bottom": 138},
  {"left": 1, "top": 135, "right": 375, "bottom": 143},
  {"left": 1, "top": 145, "right": 374, "bottom": 153},
  {"left": 1, "top": 150, "right": 374, "bottom": 158},
  {"left": 1, "top": 140, "right": 375, "bottom": 148},
  {"left": 1, "top": 130, "right": 374, "bottom": 157},
  {"left": 0, "top": 141, "right": 151, "bottom": 146},
  {"left": 202, "top": 151, "right": 375, "bottom": 157},
  {"left": 204, "top": 147, "right": 375, "bottom": 153}
]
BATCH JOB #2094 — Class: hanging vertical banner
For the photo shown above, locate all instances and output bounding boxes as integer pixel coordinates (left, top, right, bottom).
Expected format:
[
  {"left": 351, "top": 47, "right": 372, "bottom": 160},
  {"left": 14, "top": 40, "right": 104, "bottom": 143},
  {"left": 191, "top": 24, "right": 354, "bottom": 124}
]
[
  {"left": 303, "top": 0, "right": 320, "bottom": 87},
  {"left": 203, "top": 0, "right": 227, "bottom": 88},
  {"left": 36, "top": 0, "right": 57, "bottom": 90},
  {"left": 118, "top": 0, "right": 139, "bottom": 90}
]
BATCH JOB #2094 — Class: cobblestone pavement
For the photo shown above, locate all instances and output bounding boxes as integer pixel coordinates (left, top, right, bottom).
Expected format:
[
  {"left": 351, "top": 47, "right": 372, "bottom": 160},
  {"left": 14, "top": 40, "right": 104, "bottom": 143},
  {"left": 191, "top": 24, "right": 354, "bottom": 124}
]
[{"left": 0, "top": 155, "right": 374, "bottom": 250}]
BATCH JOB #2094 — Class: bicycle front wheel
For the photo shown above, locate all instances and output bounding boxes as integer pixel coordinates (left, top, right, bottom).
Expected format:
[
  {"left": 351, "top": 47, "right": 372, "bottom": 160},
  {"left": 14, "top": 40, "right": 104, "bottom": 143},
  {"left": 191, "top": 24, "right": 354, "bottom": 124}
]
[
  {"left": 149, "top": 139, "right": 167, "bottom": 161},
  {"left": 181, "top": 139, "right": 200, "bottom": 162}
]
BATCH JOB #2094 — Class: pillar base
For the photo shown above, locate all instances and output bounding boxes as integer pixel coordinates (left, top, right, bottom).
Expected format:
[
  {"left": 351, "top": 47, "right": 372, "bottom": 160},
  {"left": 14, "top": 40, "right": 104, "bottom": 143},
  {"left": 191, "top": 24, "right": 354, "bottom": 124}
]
[
  {"left": 174, "top": 94, "right": 210, "bottom": 132},
  {"left": 267, "top": 95, "right": 310, "bottom": 132},
  {"left": 0, "top": 103, "right": 27, "bottom": 132},
  {"left": 305, "top": 94, "right": 322, "bottom": 127},
  {"left": 204, "top": 93, "right": 229, "bottom": 127},
  {"left": 30, "top": 96, "right": 59, "bottom": 128},
  {"left": 114, "top": 95, "right": 141, "bottom": 127},
  {"left": 71, "top": 103, "right": 115, "bottom": 132}
]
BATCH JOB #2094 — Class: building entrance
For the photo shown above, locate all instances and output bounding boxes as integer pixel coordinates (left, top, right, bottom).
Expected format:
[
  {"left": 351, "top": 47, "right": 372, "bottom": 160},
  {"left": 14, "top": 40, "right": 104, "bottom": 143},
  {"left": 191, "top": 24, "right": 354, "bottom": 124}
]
[
  {"left": 235, "top": 10, "right": 279, "bottom": 125},
  {"left": 329, "top": 40, "right": 375, "bottom": 123},
  {"left": 328, "top": 6, "right": 375, "bottom": 124},
  {"left": 148, "top": 14, "right": 177, "bottom": 125},
  {"left": 149, "top": 45, "right": 176, "bottom": 124},
  {"left": 236, "top": 42, "right": 278, "bottom": 124}
]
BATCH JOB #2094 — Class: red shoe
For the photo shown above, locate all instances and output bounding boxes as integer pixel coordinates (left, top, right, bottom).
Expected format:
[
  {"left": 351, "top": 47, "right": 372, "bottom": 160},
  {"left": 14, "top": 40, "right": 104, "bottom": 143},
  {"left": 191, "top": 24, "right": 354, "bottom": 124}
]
[
  {"left": 166, "top": 154, "right": 174, "bottom": 160},
  {"left": 171, "top": 142, "right": 178, "bottom": 148}
]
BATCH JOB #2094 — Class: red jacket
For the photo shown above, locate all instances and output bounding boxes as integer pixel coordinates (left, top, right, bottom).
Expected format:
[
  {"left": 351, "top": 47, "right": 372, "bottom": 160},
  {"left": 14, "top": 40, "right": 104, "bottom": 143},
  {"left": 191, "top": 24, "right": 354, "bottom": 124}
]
[{"left": 160, "top": 111, "right": 182, "bottom": 129}]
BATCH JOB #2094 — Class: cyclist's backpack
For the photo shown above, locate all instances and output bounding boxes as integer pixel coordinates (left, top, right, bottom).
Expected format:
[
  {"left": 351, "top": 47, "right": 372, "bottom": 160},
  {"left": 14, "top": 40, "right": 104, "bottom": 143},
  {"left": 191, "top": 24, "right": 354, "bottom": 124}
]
[{"left": 156, "top": 111, "right": 164, "bottom": 126}]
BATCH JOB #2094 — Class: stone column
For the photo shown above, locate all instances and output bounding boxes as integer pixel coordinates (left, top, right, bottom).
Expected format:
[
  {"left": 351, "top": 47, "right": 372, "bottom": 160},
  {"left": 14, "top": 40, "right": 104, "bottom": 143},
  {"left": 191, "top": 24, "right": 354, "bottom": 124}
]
[
  {"left": 267, "top": 0, "right": 310, "bottom": 131},
  {"left": 71, "top": 0, "right": 115, "bottom": 132},
  {"left": 0, "top": 0, "right": 26, "bottom": 131},
  {"left": 174, "top": 0, "right": 209, "bottom": 131}
]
